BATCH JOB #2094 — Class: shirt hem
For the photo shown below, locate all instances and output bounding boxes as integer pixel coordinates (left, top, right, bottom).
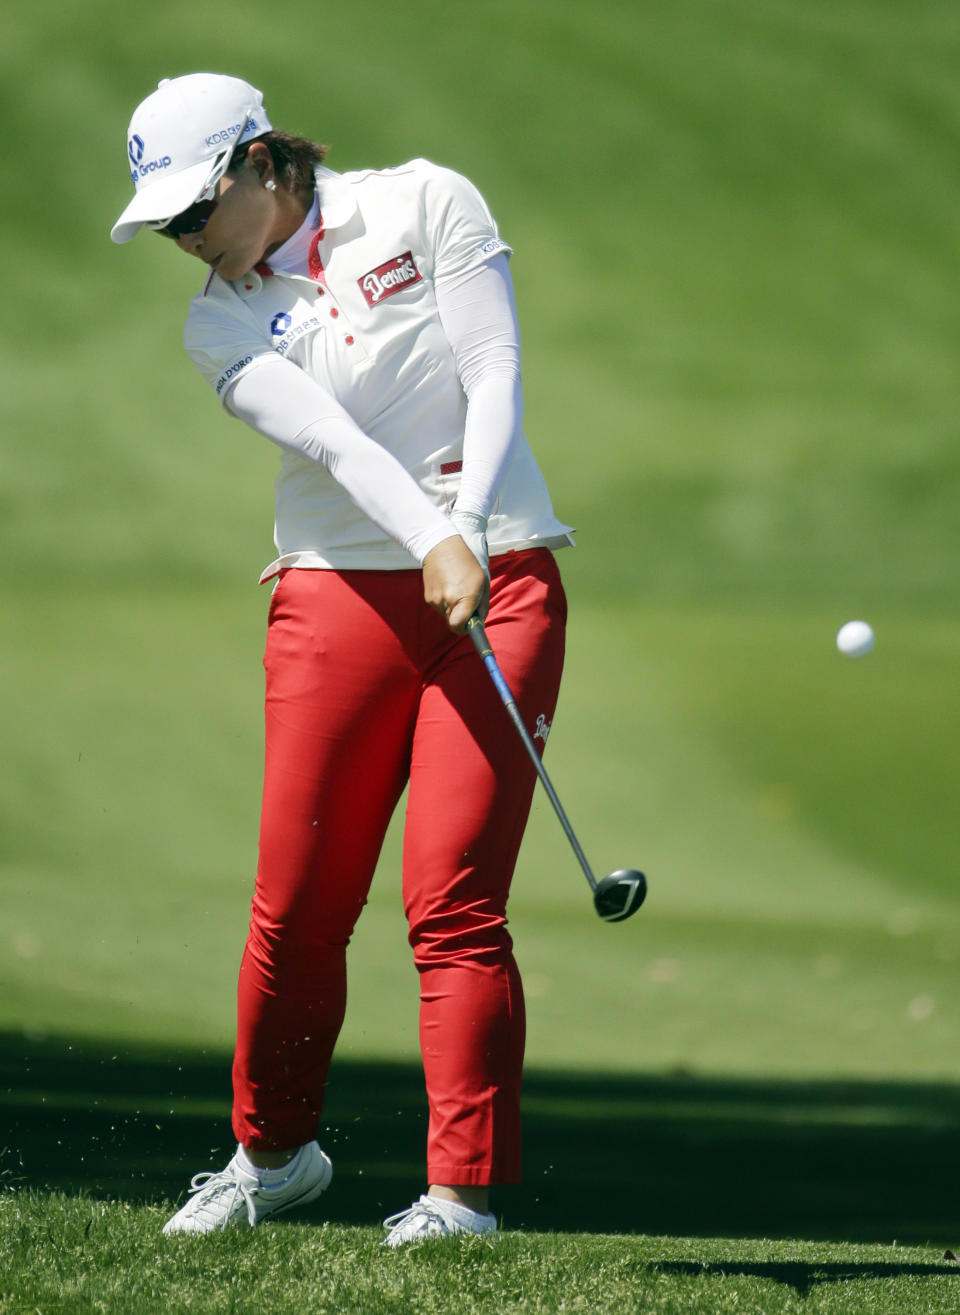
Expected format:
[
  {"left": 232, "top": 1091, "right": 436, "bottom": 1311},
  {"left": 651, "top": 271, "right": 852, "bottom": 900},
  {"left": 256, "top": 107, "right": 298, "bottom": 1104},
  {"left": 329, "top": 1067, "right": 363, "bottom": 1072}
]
[{"left": 258, "top": 532, "right": 573, "bottom": 584}]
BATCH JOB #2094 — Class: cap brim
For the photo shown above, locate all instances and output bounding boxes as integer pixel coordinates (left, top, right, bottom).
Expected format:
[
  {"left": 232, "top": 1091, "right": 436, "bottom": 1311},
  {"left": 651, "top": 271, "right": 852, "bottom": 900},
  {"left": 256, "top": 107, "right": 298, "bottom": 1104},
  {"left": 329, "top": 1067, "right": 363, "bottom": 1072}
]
[{"left": 110, "top": 157, "right": 218, "bottom": 244}]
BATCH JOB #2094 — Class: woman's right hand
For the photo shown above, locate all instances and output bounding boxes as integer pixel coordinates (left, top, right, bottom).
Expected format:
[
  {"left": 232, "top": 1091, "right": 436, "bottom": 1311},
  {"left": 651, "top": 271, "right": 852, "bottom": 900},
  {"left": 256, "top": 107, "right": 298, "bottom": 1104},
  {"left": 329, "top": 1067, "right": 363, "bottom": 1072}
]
[{"left": 422, "top": 536, "right": 489, "bottom": 633}]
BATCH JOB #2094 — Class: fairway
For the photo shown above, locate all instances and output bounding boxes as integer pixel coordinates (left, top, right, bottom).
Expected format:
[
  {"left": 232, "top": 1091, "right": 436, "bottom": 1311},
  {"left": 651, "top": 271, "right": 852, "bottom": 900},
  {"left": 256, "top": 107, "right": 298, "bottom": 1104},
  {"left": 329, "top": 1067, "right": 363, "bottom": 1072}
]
[{"left": 2, "top": 0, "right": 960, "bottom": 1308}]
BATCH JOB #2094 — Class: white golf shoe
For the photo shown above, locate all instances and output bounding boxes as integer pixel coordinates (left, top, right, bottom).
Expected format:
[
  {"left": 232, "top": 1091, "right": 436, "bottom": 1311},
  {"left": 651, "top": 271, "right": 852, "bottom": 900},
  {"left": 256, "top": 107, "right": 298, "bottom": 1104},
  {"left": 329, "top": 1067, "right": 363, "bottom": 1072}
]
[
  {"left": 382, "top": 1194, "right": 497, "bottom": 1247},
  {"left": 162, "top": 1142, "right": 332, "bottom": 1235}
]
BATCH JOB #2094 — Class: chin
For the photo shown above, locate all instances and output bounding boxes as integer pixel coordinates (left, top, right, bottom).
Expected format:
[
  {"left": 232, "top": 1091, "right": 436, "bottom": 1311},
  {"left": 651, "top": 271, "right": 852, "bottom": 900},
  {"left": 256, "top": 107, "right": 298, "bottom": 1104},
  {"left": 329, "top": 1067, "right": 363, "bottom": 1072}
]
[{"left": 211, "top": 250, "right": 244, "bottom": 279}]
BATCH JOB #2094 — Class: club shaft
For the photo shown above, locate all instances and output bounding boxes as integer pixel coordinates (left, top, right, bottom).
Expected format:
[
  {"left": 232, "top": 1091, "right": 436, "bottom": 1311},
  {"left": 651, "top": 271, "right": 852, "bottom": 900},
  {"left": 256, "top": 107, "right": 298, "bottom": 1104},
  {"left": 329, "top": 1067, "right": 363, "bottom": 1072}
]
[{"left": 466, "top": 616, "right": 598, "bottom": 892}]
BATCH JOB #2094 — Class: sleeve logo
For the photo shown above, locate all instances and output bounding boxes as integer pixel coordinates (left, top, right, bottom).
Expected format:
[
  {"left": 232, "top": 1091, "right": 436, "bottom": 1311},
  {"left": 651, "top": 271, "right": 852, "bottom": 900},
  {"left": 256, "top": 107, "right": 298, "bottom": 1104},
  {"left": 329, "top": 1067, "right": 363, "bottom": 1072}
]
[
  {"left": 215, "top": 355, "right": 253, "bottom": 396},
  {"left": 358, "top": 251, "right": 422, "bottom": 307}
]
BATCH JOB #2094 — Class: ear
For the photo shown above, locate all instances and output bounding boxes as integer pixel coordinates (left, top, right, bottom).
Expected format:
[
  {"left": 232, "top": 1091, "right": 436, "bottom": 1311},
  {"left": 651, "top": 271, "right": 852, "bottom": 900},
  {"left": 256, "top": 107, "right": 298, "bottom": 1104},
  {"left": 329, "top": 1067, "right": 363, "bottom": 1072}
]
[{"left": 244, "top": 140, "right": 275, "bottom": 185}]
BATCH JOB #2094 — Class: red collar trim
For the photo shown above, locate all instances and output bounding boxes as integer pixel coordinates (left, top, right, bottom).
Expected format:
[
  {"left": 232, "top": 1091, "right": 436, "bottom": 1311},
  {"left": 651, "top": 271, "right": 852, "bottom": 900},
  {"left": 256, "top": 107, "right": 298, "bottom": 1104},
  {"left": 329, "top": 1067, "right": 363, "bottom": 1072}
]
[{"left": 308, "top": 216, "right": 327, "bottom": 282}]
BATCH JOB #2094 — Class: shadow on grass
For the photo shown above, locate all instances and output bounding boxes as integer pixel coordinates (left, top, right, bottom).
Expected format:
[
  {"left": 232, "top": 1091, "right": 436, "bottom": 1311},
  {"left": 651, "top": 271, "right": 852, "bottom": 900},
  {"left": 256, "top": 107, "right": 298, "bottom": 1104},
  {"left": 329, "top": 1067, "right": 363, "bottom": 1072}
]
[
  {"left": 1, "top": 1030, "right": 957, "bottom": 1246},
  {"left": 653, "top": 1261, "right": 959, "bottom": 1297}
]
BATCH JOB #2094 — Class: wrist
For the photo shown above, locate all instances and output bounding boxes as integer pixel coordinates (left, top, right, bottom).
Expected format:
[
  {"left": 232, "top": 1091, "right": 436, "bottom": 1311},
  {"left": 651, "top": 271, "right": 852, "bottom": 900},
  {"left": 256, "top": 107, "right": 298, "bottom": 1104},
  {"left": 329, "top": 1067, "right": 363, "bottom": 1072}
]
[
  {"left": 449, "top": 508, "right": 489, "bottom": 577},
  {"left": 451, "top": 509, "right": 488, "bottom": 533},
  {"left": 415, "top": 524, "right": 460, "bottom": 566}
]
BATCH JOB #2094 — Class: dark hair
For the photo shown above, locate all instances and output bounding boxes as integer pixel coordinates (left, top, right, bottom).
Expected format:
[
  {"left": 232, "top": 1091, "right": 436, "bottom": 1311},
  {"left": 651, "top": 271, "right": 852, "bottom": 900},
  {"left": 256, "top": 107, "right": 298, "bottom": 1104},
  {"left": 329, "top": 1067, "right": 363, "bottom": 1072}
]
[{"left": 229, "top": 131, "right": 329, "bottom": 194}]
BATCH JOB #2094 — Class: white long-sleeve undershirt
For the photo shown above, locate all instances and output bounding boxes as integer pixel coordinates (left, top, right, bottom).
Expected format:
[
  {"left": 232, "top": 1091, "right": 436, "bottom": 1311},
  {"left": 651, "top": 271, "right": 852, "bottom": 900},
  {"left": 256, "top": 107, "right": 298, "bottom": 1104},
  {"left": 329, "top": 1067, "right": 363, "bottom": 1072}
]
[
  {"left": 436, "top": 253, "right": 522, "bottom": 520},
  {"left": 224, "top": 253, "right": 521, "bottom": 563}
]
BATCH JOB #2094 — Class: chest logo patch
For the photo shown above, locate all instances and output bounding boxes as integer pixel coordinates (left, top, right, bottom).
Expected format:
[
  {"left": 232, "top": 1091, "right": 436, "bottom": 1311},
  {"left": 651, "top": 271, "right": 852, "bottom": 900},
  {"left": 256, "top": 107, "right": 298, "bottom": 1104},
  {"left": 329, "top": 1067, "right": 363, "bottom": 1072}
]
[{"left": 359, "top": 251, "right": 422, "bottom": 307}]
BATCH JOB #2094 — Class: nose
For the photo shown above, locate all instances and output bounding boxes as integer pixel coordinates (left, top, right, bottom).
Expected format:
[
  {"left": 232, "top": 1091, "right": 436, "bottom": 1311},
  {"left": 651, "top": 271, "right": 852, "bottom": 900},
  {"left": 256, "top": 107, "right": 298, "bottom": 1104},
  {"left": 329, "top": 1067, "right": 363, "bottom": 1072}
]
[{"left": 176, "top": 231, "right": 205, "bottom": 257}]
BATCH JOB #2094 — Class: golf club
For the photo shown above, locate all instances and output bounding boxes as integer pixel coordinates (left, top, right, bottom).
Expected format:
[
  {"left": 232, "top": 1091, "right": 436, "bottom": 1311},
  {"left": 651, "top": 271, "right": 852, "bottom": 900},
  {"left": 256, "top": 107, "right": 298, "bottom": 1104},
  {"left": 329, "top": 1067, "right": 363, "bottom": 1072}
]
[{"left": 466, "top": 614, "right": 647, "bottom": 923}]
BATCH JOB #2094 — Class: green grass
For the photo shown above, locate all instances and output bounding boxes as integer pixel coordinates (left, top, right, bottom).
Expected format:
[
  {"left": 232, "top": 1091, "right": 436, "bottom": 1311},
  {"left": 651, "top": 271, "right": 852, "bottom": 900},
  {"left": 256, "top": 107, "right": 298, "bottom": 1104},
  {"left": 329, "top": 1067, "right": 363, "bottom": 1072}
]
[
  {"left": 2, "top": 0, "right": 960, "bottom": 1308},
  {"left": 1, "top": 1194, "right": 958, "bottom": 1314}
]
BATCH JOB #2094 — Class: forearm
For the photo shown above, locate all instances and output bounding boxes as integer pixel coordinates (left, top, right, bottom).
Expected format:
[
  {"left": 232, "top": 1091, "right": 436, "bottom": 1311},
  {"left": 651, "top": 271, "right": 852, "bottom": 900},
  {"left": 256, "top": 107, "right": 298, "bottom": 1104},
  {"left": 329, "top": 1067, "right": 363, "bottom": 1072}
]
[
  {"left": 456, "top": 373, "right": 523, "bottom": 518},
  {"left": 436, "top": 253, "right": 523, "bottom": 520},
  {"left": 226, "top": 356, "right": 456, "bottom": 563}
]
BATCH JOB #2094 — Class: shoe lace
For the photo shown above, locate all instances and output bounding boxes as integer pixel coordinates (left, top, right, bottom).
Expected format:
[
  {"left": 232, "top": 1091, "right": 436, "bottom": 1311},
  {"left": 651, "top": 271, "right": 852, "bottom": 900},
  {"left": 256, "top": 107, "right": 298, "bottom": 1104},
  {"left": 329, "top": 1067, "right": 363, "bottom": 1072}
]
[
  {"left": 383, "top": 1196, "right": 451, "bottom": 1240},
  {"left": 186, "top": 1166, "right": 258, "bottom": 1228}
]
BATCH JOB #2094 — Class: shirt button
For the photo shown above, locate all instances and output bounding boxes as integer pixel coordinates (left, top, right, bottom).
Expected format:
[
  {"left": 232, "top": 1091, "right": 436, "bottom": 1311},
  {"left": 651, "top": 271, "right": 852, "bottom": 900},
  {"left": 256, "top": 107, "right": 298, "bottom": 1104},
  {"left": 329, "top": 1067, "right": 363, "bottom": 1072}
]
[
  {"left": 345, "top": 336, "right": 355, "bottom": 345},
  {"left": 330, "top": 308, "right": 339, "bottom": 319},
  {"left": 315, "top": 286, "right": 325, "bottom": 296}
]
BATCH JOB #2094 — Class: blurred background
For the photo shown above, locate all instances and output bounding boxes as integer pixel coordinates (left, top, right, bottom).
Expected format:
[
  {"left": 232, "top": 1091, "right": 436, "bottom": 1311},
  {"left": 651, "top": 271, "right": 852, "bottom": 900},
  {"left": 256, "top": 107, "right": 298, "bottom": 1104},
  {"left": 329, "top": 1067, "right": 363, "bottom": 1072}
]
[{"left": 1, "top": 0, "right": 958, "bottom": 1242}]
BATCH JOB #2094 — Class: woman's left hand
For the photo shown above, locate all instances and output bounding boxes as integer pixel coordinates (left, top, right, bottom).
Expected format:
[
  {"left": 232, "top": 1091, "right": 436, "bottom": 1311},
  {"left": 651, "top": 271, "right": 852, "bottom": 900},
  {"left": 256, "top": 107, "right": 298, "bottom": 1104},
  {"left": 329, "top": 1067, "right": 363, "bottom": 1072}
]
[{"left": 422, "top": 536, "right": 489, "bottom": 633}]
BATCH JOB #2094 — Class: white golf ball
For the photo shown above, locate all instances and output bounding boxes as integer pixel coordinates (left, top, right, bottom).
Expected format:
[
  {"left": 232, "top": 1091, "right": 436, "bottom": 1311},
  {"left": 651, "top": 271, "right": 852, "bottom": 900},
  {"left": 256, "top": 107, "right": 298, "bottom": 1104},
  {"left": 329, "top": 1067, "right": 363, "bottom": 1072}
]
[{"left": 836, "top": 620, "right": 874, "bottom": 659}]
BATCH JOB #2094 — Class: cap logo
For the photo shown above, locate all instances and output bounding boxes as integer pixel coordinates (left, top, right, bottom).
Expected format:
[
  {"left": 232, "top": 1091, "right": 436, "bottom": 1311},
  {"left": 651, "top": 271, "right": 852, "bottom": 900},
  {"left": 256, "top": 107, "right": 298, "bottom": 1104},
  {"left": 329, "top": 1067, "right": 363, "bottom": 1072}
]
[
  {"left": 358, "top": 252, "right": 422, "bottom": 307},
  {"left": 205, "top": 120, "right": 247, "bottom": 149},
  {"left": 128, "top": 132, "right": 173, "bottom": 184}
]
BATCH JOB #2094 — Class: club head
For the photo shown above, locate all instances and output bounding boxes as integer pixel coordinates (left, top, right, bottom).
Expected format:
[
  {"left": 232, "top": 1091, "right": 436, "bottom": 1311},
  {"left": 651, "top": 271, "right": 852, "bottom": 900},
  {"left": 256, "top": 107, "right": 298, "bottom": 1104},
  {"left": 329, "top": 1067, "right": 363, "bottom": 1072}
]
[{"left": 593, "top": 869, "right": 647, "bottom": 923}]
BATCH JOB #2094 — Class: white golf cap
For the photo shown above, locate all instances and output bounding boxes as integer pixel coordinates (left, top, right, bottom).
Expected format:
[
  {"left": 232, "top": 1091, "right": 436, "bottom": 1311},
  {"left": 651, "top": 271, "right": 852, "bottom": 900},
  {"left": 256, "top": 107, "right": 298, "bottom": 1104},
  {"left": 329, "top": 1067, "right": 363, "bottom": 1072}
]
[{"left": 111, "top": 73, "right": 272, "bottom": 243}]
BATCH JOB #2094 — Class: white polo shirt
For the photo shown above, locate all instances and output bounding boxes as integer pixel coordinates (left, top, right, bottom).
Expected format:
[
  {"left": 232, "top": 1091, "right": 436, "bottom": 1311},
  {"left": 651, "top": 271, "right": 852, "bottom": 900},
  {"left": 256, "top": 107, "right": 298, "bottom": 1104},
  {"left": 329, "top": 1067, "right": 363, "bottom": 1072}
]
[{"left": 183, "top": 159, "right": 573, "bottom": 575}]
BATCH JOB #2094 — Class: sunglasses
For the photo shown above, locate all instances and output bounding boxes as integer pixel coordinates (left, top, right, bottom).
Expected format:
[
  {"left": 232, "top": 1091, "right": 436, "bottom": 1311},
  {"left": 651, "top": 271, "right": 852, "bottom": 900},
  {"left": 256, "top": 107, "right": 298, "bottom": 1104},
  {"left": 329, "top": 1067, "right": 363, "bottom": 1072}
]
[
  {"left": 153, "top": 195, "right": 219, "bottom": 240},
  {"left": 148, "top": 123, "right": 247, "bottom": 241}
]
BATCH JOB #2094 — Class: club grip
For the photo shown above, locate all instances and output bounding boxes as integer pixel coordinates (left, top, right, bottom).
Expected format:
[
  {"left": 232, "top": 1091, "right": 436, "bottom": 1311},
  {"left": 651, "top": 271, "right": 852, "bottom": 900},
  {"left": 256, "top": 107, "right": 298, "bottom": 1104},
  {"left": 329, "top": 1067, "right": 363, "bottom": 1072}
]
[
  {"left": 466, "top": 616, "right": 515, "bottom": 707},
  {"left": 465, "top": 613, "right": 492, "bottom": 659}
]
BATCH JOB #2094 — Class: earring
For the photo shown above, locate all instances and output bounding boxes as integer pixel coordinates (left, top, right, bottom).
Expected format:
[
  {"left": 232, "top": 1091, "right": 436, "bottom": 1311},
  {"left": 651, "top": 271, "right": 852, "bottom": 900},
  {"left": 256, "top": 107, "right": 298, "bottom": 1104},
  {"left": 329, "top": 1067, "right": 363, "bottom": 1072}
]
[{"left": 264, "top": 179, "right": 277, "bottom": 192}]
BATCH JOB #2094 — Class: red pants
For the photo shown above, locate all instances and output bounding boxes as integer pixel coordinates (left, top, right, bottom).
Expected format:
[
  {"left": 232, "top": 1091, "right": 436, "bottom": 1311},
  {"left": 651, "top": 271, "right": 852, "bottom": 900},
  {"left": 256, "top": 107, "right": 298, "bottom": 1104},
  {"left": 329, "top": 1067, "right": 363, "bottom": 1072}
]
[{"left": 232, "top": 549, "right": 566, "bottom": 1185}]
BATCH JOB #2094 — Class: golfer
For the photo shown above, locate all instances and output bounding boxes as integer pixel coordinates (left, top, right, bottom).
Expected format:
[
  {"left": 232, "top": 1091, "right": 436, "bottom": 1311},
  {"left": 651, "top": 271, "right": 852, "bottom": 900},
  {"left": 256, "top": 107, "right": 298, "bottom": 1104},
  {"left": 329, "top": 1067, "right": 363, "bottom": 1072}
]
[{"left": 112, "top": 73, "right": 572, "bottom": 1245}]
